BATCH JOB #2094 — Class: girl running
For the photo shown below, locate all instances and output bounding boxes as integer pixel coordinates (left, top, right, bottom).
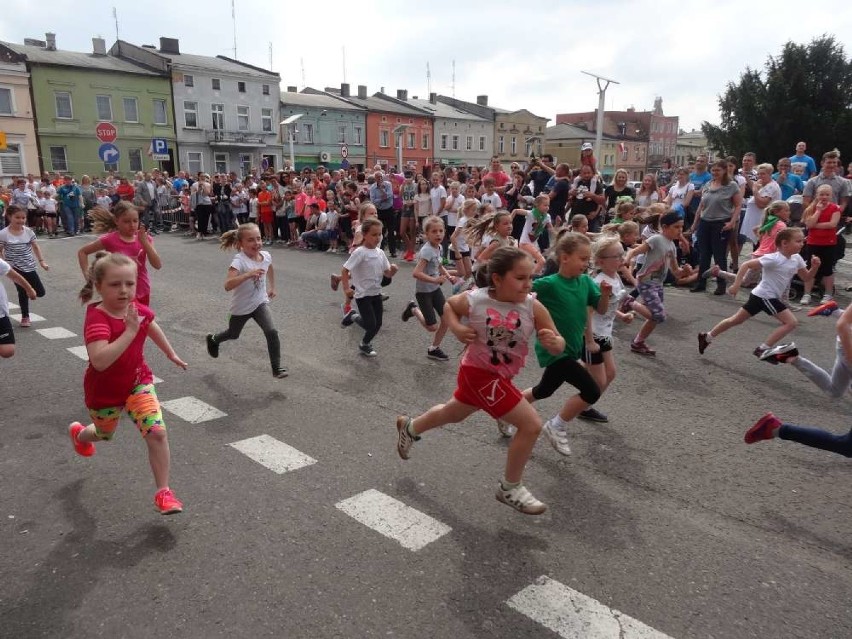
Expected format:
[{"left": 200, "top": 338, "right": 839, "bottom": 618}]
[
  {"left": 206, "top": 223, "right": 287, "bottom": 378},
  {"left": 450, "top": 198, "right": 478, "bottom": 292},
  {"left": 68, "top": 251, "right": 187, "bottom": 515},
  {"left": 395, "top": 246, "right": 565, "bottom": 515},
  {"left": 79, "top": 203, "right": 162, "bottom": 307},
  {"left": 516, "top": 195, "right": 552, "bottom": 269},
  {"left": 401, "top": 216, "right": 455, "bottom": 362},
  {"left": 624, "top": 211, "right": 689, "bottom": 356},
  {"left": 0, "top": 257, "right": 37, "bottom": 357},
  {"left": 340, "top": 218, "right": 399, "bottom": 357},
  {"left": 0, "top": 205, "right": 48, "bottom": 327}
]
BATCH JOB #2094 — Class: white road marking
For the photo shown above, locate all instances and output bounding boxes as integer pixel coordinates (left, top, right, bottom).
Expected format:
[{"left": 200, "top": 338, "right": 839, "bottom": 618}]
[
  {"left": 36, "top": 327, "right": 77, "bottom": 340},
  {"left": 229, "top": 434, "right": 317, "bottom": 474},
  {"left": 10, "top": 313, "right": 45, "bottom": 324},
  {"left": 335, "top": 489, "right": 451, "bottom": 552},
  {"left": 67, "top": 345, "right": 89, "bottom": 361},
  {"left": 152, "top": 376, "right": 163, "bottom": 384},
  {"left": 507, "top": 576, "right": 674, "bottom": 639},
  {"left": 9, "top": 303, "right": 19, "bottom": 310},
  {"left": 160, "top": 396, "right": 227, "bottom": 423}
]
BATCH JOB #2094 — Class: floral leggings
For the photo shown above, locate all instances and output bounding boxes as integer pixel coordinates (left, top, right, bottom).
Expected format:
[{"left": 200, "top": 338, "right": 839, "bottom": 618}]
[{"left": 88, "top": 384, "right": 165, "bottom": 440}]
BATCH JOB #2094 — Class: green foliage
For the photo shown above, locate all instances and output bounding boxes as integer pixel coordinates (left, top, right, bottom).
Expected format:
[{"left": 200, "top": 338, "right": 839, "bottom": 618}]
[{"left": 702, "top": 35, "right": 852, "bottom": 165}]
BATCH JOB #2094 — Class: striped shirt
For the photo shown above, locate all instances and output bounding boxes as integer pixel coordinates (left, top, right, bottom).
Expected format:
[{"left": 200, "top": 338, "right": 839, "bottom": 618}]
[{"left": 0, "top": 227, "right": 38, "bottom": 272}]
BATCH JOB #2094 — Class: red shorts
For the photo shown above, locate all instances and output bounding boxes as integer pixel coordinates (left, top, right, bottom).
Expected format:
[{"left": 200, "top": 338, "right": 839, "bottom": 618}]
[
  {"left": 259, "top": 210, "right": 274, "bottom": 225},
  {"left": 453, "top": 364, "right": 523, "bottom": 419}
]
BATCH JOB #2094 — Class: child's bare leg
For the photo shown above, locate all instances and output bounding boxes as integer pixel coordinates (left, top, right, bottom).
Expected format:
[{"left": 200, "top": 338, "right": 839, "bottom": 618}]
[
  {"left": 501, "top": 399, "right": 542, "bottom": 484},
  {"left": 145, "top": 429, "right": 171, "bottom": 490},
  {"left": 411, "top": 397, "right": 478, "bottom": 435},
  {"left": 710, "top": 308, "right": 751, "bottom": 339},
  {"left": 765, "top": 309, "right": 797, "bottom": 346}
]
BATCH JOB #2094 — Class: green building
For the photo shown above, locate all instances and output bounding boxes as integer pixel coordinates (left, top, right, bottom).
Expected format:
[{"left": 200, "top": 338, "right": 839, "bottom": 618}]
[{"left": 0, "top": 34, "right": 177, "bottom": 177}]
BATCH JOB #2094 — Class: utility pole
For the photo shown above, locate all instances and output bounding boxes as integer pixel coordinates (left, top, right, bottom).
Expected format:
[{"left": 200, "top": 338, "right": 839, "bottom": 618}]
[
  {"left": 581, "top": 71, "right": 620, "bottom": 169},
  {"left": 231, "top": 0, "right": 237, "bottom": 58},
  {"left": 112, "top": 7, "right": 119, "bottom": 40},
  {"left": 426, "top": 62, "right": 431, "bottom": 95},
  {"left": 451, "top": 60, "right": 455, "bottom": 98}
]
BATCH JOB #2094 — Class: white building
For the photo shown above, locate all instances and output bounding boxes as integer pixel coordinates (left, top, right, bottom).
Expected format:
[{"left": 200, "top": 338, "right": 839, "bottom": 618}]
[{"left": 404, "top": 92, "right": 492, "bottom": 167}]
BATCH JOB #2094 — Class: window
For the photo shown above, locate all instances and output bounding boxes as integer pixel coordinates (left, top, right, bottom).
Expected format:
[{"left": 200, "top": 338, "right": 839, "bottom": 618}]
[
  {"left": 237, "top": 105, "right": 249, "bottom": 131},
  {"left": 214, "top": 153, "right": 228, "bottom": 174},
  {"left": 237, "top": 81, "right": 246, "bottom": 93},
  {"left": 337, "top": 125, "right": 346, "bottom": 143},
  {"left": 421, "top": 133, "right": 429, "bottom": 150},
  {"left": 55, "top": 92, "right": 72, "bottom": 119},
  {"left": 498, "top": 135, "right": 504, "bottom": 154},
  {"left": 451, "top": 135, "right": 459, "bottom": 151},
  {"left": 183, "top": 74, "right": 194, "bottom": 87},
  {"left": 262, "top": 84, "right": 270, "bottom": 95},
  {"left": 0, "top": 143, "right": 23, "bottom": 176},
  {"left": 466, "top": 136, "right": 473, "bottom": 151},
  {"left": 122, "top": 97, "right": 138, "bottom": 122},
  {"left": 211, "top": 103, "right": 224, "bottom": 130},
  {"left": 379, "top": 129, "right": 389, "bottom": 148},
  {"left": 128, "top": 148, "right": 143, "bottom": 172},
  {"left": 0, "top": 87, "right": 12, "bottom": 115},
  {"left": 153, "top": 99, "right": 167, "bottom": 125},
  {"left": 212, "top": 78, "right": 221, "bottom": 91},
  {"left": 407, "top": 132, "right": 415, "bottom": 149},
  {"left": 440, "top": 134, "right": 448, "bottom": 150},
  {"left": 354, "top": 126, "right": 363, "bottom": 145},
  {"left": 510, "top": 136, "right": 516, "bottom": 155},
  {"left": 187, "top": 151, "right": 203, "bottom": 175},
  {"left": 261, "top": 108, "right": 272, "bottom": 133},
  {"left": 239, "top": 154, "right": 251, "bottom": 176},
  {"left": 479, "top": 136, "right": 486, "bottom": 151},
  {"left": 49, "top": 146, "right": 68, "bottom": 171},
  {"left": 183, "top": 101, "right": 198, "bottom": 128},
  {"left": 302, "top": 123, "right": 314, "bottom": 144},
  {"left": 103, "top": 159, "right": 119, "bottom": 172}
]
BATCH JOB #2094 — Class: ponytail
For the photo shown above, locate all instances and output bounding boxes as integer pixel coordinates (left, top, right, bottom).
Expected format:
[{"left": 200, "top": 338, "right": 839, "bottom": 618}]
[{"left": 79, "top": 251, "right": 136, "bottom": 303}]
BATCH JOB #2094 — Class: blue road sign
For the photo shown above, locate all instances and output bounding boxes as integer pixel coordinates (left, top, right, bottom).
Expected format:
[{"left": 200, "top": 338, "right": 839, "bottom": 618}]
[
  {"left": 151, "top": 138, "right": 168, "bottom": 154},
  {"left": 341, "top": 159, "right": 350, "bottom": 169},
  {"left": 98, "top": 143, "right": 120, "bottom": 164}
]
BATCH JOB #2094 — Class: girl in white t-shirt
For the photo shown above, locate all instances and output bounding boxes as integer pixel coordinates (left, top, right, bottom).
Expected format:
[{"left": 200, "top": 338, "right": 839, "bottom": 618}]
[
  {"left": 38, "top": 191, "right": 59, "bottom": 237},
  {"left": 451, "top": 198, "right": 478, "bottom": 291},
  {"left": 205, "top": 223, "right": 287, "bottom": 378},
  {"left": 664, "top": 168, "right": 695, "bottom": 214}
]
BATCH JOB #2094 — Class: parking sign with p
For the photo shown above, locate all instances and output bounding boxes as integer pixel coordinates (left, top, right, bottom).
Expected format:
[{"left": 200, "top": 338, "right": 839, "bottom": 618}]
[{"left": 151, "top": 138, "right": 169, "bottom": 161}]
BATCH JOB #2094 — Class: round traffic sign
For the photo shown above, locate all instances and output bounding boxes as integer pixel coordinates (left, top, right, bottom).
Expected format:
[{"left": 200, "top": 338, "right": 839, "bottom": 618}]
[
  {"left": 96, "top": 122, "right": 117, "bottom": 143},
  {"left": 340, "top": 144, "right": 349, "bottom": 159}
]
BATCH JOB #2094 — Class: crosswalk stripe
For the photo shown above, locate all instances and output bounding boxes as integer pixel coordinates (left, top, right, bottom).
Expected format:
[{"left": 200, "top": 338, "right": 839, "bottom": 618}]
[
  {"left": 36, "top": 327, "right": 77, "bottom": 340},
  {"left": 10, "top": 313, "right": 45, "bottom": 324},
  {"left": 335, "top": 489, "right": 452, "bottom": 552},
  {"left": 67, "top": 345, "right": 89, "bottom": 360},
  {"left": 229, "top": 434, "right": 317, "bottom": 474},
  {"left": 160, "top": 396, "right": 227, "bottom": 423},
  {"left": 507, "top": 576, "right": 674, "bottom": 638}
]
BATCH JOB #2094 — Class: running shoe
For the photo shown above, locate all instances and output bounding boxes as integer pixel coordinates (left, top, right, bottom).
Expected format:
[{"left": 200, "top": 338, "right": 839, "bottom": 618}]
[
  {"left": 381, "top": 294, "right": 390, "bottom": 302},
  {"left": 543, "top": 419, "right": 571, "bottom": 456},
  {"left": 68, "top": 422, "right": 95, "bottom": 457},
  {"left": 808, "top": 300, "right": 839, "bottom": 317},
  {"left": 401, "top": 300, "right": 417, "bottom": 322},
  {"left": 799, "top": 293, "right": 812, "bottom": 305},
  {"left": 698, "top": 332, "right": 710, "bottom": 355},
  {"left": 330, "top": 274, "right": 341, "bottom": 291},
  {"left": 341, "top": 309, "right": 357, "bottom": 328},
  {"left": 20, "top": 317, "right": 31, "bottom": 328},
  {"left": 744, "top": 413, "right": 781, "bottom": 444},
  {"left": 759, "top": 342, "right": 798, "bottom": 364},
  {"left": 359, "top": 342, "right": 377, "bottom": 357},
  {"left": 206, "top": 334, "right": 219, "bottom": 358},
  {"left": 578, "top": 407, "right": 608, "bottom": 423},
  {"left": 820, "top": 294, "right": 834, "bottom": 304},
  {"left": 273, "top": 367, "right": 289, "bottom": 378},
  {"left": 495, "top": 483, "right": 547, "bottom": 515},
  {"left": 752, "top": 345, "right": 768, "bottom": 358},
  {"left": 154, "top": 488, "right": 183, "bottom": 515},
  {"left": 496, "top": 418, "right": 516, "bottom": 438},
  {"left": 395, "top": 415, "right": 420, "bottom": 460},
  {"left": 630, "top": 341, "right": 656, "bottom": 356},
  {"left": 427, "top": 346, "right": 449, "bottom": 361}
]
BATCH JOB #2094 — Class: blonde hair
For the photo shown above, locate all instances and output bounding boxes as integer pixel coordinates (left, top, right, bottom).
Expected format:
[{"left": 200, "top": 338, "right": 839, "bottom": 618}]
[
  {"left": 358, "top": 201, "right": 377, "bottom": 223},
  {"left": 554, "top": 231, "right": 591, "bottom": 258},
  {"left": 617, "top": 220, "right": 640, "bottom": 238},
  {"left": 533, "top": 194, "right": 549, "bottom": 210},
  {"left": 88, "top": 201, "right": 138, "bottom": 234},
  {"left": 460, "top": 198, "right": 479, "bottom": 217},
  {"left": 592, "top": 235, "right": 624, "bottom": 266},
  {"left": 219, "top": 223, "right": 259, "bottom": 251},
  {"left": 79, "top": 251, "right": 136, "bottom": 303},
  {"left": 756, "top": 163, "right": 774, "bottom": 173},
  {"left": 465, "top": 211, "right": 511, "bottom": 247},
  {"left": 616, "top": 200, "right": 635, "bottom": 218},
  {"left": 570, "top": 214, "right": 588, "bottom": 230},
  {"left": 422, "top": 216, "right": 445, "bottom": 232}
]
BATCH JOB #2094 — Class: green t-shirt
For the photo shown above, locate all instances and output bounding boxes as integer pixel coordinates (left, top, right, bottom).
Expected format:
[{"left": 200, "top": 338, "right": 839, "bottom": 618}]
[{"left": 532, "top": 272, "right": 600, "bottom": 366}]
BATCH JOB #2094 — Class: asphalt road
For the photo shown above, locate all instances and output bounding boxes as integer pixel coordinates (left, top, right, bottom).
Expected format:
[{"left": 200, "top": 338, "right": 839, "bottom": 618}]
[{"left": 1, "top": 232, "right": 851, "bottom": 639}]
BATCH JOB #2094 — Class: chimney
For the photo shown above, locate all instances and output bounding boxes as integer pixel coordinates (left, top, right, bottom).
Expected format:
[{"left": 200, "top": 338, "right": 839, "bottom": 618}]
[
  {"left": 380, "top": 86, "right": 385, "bottom": 94},
  {"left": 45, "top": 32, "right": 56, "bottom": 51},
  {"left": 286, "top": 86, "right": 297, "bottom": 93},
  {"left": 476, "top": 95, "right": 488, "bottom": 106},
  {"left": 357, "top": 85, "right": 367, "bottom": 99},
  {"left": 429, "top": 92, "right": 437, "bottom": 105},
  {"left": 341, "top": 83, "right": 350, "bottom": 97},
  {"left": 653, "top": 96, "right": 663, "bottom": 115},
  {"left": 92, "top": 37, "right": 107, "bottom": 56},
  {"left": 158, "top": 37, "right": 180, "bottom": 55},
  {"left": 396, "top": 89, "right": 408, "bottom": 101}
]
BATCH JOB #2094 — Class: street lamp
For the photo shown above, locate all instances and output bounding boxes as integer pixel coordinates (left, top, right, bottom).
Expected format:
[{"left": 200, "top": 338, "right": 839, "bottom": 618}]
[
  {"left": 280, "top": 113, "right": 304, "bottom": 171},
  {"left": 524, "top": 135, "right": 541, "bottom": 162},
  {"left": 393, "top": 124, "right": 410, "bottom": 173},
  {"left": 580, "top": 71, "right": 620, "bottom": 170}
]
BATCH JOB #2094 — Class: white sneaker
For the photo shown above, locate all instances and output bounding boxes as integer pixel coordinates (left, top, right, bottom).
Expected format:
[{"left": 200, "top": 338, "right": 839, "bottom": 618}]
[
  {"left": 543, "top": 419, "right": 571, "bottom": 456},
  {"left": 495, "top": 483, "right": 547, "bottom": 515},
  {"left": 496, "top": 418, "right": 516, "bottom": 438},
  {"left": 800, "top": 293, "right": 812, "bottom": 305},
  {"left": 820, "top": 294, "right": 834, "bottom": 304}
]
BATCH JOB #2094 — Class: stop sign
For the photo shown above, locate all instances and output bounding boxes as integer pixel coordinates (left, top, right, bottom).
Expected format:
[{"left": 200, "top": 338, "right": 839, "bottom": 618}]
[{"left": 96, "top": 122, "right": 117, "bottom": 143}]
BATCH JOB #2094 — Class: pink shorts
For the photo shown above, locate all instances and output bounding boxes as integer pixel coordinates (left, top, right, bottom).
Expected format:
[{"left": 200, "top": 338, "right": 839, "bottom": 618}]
[{"left": 453, "top": 365, "right": 523, "bottom": 419}]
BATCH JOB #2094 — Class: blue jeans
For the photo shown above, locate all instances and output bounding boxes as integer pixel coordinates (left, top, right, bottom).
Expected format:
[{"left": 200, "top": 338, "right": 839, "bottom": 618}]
[
  {"left": 779, "top": 424, "right": 852, "bottom": 457},
  {"left": 61, "top": 204, "right": 80, "bottom": 235},
  {"left": 695, "top": 219, "right": 730, "bottom": 289}
]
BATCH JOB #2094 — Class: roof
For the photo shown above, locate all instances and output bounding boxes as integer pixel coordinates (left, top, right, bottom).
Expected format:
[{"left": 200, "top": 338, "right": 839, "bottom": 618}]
[
  {"left": 406, "top": 98, "right": 487, "bottom": 122},
  {"left": 307, "top": 89, "right": 431, "bottom": 116},
  {"left": 546, "top": 123, "right": 619, "bottom": 141},
  {"left": 2, "top": 41, "right": 162, "bottom": 76},
  {"left": 155, "top": 50, "right": 278, "bottom": 79},
  {"left": 436, "top": 95, "right": 547, "bottom": 121},
  {"left": 281, "top": 90, "right": 365, "bottom": 111}
]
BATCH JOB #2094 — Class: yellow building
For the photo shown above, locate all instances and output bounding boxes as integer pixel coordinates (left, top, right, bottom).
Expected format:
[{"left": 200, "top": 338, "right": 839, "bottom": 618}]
[
  {"left": 544, "top": 123, "right": 619, "bottom": 178},
  {"left": 493, "top": 108, "right": 549, "bottom": 165},
  {"left": 0, "top": 47, "right": 40, "bottom": 180}
]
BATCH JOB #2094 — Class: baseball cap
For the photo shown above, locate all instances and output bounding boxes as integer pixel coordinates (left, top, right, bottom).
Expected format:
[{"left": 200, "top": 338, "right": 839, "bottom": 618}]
[{"left": 581, "top": 142, "right": 593, "bottom": 151}]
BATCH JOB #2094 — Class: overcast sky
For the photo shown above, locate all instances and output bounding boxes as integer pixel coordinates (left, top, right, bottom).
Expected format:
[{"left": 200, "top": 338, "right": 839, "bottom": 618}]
[{"left": 3, "top": 0, "right": 850, "bottom": 132}]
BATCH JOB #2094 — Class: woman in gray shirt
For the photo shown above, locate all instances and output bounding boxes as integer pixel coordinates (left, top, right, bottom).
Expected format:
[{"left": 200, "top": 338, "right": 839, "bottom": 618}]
[{"left": 689, "top": 160, "right": 743, "bottom": 294}]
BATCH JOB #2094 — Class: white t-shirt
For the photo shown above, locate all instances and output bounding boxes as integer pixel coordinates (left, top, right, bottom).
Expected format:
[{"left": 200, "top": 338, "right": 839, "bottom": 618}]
[
  {"left": 0, "top": 258, "right": 10, "bottom": 318},
  {"left": 96, "top": 196, "right": 112, "bottom": 210},
  {"left": 430, "top": 185, "right": 447, "bottom": 216},
  {"left": 667, "top": 181, "right": 694, "bottom": 208},
  {"left": 229, "top": 250, "right": 272, "bottom": 315},
  {"left": 741, "top": 181, "right": 782, "bottom": 243},
  {"left": 444, "top": 193, "right": 464, "bottom": 226},
  {"left": 481, "top": 192, "right": 502, "bottom": 209},
  {"left": 519, "top": 211, "right": 551, "bottom": 246},
  {"left": 591, "top": 272, "right": 626, "bottom": 338},
  {"left": 343, "top": 246, "right": 390, "bottom": 298},
  {"left": 752, "top": 251, "right": 806, "bottom": 300},
  {"left": 455, "top": 216, "right": 470, "bottom": 253}
]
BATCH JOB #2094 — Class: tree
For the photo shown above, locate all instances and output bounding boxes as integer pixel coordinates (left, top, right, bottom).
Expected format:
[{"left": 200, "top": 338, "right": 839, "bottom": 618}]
[{"left": 702, "top": 36, "right": 852, "bottom": 165}]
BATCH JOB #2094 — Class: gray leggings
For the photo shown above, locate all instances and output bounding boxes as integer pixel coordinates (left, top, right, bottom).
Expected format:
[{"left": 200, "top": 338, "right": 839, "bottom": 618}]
[
  {"left": 213, "top": 303, "right": 281, "bottom": 372},
  {"left": 792, "top": 339, "right": 852, "bottom": 398}
]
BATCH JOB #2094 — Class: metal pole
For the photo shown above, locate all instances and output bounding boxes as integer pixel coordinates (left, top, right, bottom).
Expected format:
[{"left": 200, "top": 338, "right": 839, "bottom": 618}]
[
  {"left": 289, "top": 128, "right": 295, "bottom": 171},
  {"left": 397, "top": 133, "right": 403, "bottom": 173},
  {"left": 581, "top": 71, "right": 620, "bottom": 172}
]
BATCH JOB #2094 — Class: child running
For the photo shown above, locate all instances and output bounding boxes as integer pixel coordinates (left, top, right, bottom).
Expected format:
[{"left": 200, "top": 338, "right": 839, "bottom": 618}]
[
  {"left": 624, "top": 211, "right": 689, "bottom": 356},
  {"left": 0, "top": 205, "right": 48, "bottom": 327},
  {"left": 395, "top": 246, "right": 565, "bottom": 515},
  {"left": 450, "top": 198, "right": 478, "bottom": 292},
  {"left": 340, "top": 218, "right": 399, "bottom": 357},
  {"left": 68, "top": 251, "right": 187, "bottom": 514},
  {"left": 206, "top": 223, "right": 287, "bottom": 378},
  {"left": 697, "top": 228, "right": 817, "bottom": 359},
  {"left": 0, "top": 257, "right": 37, "bottom": 357},
  {"left": 79, "top": 203, "right": 162, "bottom": 306},
  {"left": 401, "top": 216, "right": 454, "bottom": 361},
  {"left": 745, "top": 304, "right": 852, "bottom": 456}
]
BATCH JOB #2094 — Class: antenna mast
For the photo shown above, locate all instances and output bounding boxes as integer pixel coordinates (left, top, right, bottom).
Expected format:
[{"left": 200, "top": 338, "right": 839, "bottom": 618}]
[
  {"left": 451, "top": 60, "right": 455, "bottom": 98},
  {"left": 231, "top": 0, "right": 237, "bottom": 58},
  {"left": 426, "top": 61, "right": 431, "bottom": 95},
  {"left": 300, "top": 58, "right": 306, "bottom": 89},
  {"left": 342, "top": 46, "right": 347, "bottom": 83},
  {"left": 268, "top": 42, "right": 272, "bottom": 70},
  {"left": 112, "top": 7, "right": 119, "bottom": 40}
]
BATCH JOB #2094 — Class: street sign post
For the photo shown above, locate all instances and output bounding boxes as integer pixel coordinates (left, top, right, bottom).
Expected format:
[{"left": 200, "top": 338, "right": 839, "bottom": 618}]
[
  {"left": 98, "top": 143, "right": 120, "bottom": 164},
  {"left": 96, "top": 122, "right": 117, "bottom": 143},
  {"left": 151, "top": 138, "right": 169, "bottom": 161}
]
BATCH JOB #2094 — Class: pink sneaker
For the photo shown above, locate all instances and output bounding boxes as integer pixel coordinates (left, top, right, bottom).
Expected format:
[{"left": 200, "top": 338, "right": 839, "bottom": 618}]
[
  {"left": 154, "top": 488, "right": 183, "bottom": 515},
  {"left": 68, "top": 422, "right": 95, "bottom": 457},
  {"left": 745, "top": 413, "right": 781, "bottom": 444},
  {"left": 20, "top": 317, "right": 32, "bottom": 328}
]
